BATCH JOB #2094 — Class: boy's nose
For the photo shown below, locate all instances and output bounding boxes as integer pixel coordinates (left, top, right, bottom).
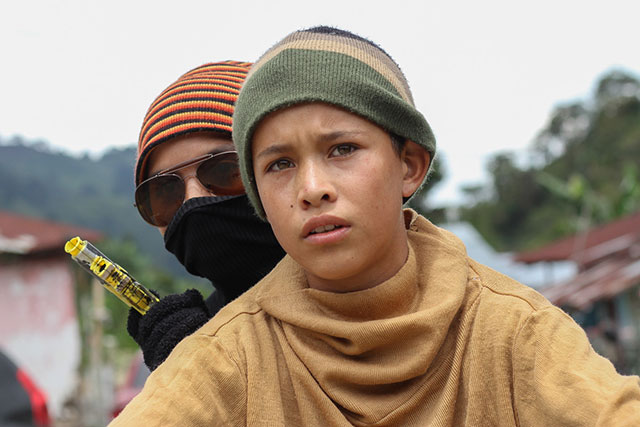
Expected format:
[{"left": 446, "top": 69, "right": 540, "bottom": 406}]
[
  {"left": 297, "top": 163, "right": 336, "bottom": 208},
  {"left": 184, "top": 175, "right": 212, "bottom": 200}
]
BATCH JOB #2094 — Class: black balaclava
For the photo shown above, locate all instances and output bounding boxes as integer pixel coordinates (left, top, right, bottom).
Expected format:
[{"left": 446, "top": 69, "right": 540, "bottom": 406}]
[{"left": 164, "top": 194, "right": 285, "bottom": 304}]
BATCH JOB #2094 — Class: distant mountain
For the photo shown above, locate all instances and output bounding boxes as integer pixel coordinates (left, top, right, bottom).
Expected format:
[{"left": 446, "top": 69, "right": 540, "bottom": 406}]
[{"left": 0, "top": 138, "right": 187, "bottom": 276}]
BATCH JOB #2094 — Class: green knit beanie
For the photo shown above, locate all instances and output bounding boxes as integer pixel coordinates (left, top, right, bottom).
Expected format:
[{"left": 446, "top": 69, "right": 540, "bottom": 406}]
[{"left": 233, "top": 26, "right": 436, "bottom": 219}]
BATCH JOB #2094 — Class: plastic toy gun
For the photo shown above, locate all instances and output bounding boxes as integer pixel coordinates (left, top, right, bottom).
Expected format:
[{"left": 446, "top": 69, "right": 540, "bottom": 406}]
[{"left": 64, "top": 236, "right": 159, "bottom": 315}]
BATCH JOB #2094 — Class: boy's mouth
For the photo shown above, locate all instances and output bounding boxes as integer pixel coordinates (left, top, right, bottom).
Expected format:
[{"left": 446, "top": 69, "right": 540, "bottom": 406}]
[
  {"left": 302, "top": 215, "right": 350, "bottom": 238},
  {"left": 309, "top": 224, "right": 343, "bottom": 235}
]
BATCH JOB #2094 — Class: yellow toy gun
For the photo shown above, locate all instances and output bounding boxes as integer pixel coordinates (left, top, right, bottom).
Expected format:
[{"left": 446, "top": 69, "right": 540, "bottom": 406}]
[{"left": 64, "top": 236, "right": 159, "bottom": 314}]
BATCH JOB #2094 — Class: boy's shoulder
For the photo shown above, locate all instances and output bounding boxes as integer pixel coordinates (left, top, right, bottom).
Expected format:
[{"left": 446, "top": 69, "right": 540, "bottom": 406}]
[
  {"left": 469, "top": 259, "right": 552, "bottom": 312},
  {"left": 407, "top": 209, "right": 553, "bottom": 314},
  {"left": 195, "top": 255, "right": 301, "bottom": 339},
  {"left": 404, "top": 209, "right": 551, "bottom": 310},
  {"left": 196, "top": 281, "right": 267, "bottom": 338}
]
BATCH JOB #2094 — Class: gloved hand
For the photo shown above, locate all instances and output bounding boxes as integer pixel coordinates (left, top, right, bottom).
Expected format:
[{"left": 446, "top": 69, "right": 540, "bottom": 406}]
[{"left": 127, "top": 289, "right": 211, "bottom": 371}]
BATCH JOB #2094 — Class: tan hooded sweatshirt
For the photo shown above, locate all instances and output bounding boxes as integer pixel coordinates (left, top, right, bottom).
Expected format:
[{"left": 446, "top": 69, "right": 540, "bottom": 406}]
[{"left": 112, "top": 210, "right": 640, "bottom": 426}]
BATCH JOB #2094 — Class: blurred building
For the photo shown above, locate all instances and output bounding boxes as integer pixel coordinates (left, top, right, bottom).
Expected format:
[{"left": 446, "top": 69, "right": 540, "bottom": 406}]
[
  {"left": 442, "top": 222, "right": 576, "bottom": 289},
  {"left": 515, "top": 210, "right": 640, "bottom": 373},
  {"left": 0, "top": 210, "right": 101, "bottom": 418}
]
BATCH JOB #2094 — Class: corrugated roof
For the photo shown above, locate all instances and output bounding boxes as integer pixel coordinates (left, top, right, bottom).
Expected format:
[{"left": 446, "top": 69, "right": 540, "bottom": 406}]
[
  {"left": 0, "top": 210, "right": 102, "bottom": 255},
  {"left": 542, "top": 257, "right": 640, "bottom": 310},
  {"left": 515, "top": 210, "right": 640, "bottom": 264}
]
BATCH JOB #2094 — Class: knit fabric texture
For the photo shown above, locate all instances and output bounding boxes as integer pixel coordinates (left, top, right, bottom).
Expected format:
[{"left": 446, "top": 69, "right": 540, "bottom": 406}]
[
  {"left": 233, "top": 27, "right": 436, "bottom": 219},
  {"left": 111, "top": 210, "right": 640, "bottom": 426},
  {"left": 126, "top": 289, "right": 211, "bottom": 371},
  {"left": 135, "top": 61, "right": 252, "bottom": 186}
]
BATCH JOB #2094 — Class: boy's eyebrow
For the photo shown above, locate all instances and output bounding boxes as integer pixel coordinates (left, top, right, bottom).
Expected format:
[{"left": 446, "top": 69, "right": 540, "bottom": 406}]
[
  {"left": 318, "top": 130, "right": 362, "bottom": 142},
  {"left": 254, "top": 143, "right": 292, "bottom": 161},
  {"left": 255, "top": 131, "right": 364, "bottom": 161}
]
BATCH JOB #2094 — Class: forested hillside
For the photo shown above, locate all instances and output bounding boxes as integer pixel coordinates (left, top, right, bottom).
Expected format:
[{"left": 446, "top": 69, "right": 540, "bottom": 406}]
[
  {"left": 0, "top": 141, "right": 186, "bottom": 276},
  {"left": 461, "top": 69, "right": 640, "bottom": 251}
]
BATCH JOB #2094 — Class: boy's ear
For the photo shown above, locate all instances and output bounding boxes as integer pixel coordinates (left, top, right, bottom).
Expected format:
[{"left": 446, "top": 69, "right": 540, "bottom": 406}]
[{"left": 401, "top": 140, "right": 431, "bottom": 198}]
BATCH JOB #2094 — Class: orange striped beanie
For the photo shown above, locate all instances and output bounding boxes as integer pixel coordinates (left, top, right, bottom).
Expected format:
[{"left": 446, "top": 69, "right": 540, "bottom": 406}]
[{"left": 135, "top": 61, "right": 252, "bottom": 186}]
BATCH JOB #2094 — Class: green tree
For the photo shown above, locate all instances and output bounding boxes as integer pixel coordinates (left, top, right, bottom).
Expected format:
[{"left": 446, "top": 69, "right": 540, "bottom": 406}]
[{"left": 461, "top": 69, "right": 640, "bottom": 251}]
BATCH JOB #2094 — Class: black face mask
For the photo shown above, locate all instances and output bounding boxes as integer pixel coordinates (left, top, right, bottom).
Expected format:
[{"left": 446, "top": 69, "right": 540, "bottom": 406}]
[{"left": 164, "top": 195, "right": 285, "bottom": 303}]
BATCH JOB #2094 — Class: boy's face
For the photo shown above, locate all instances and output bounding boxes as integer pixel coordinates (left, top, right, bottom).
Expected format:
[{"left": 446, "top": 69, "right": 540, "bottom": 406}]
[{"left": 252, "top": 102, "right": 429, "bottom": 292}]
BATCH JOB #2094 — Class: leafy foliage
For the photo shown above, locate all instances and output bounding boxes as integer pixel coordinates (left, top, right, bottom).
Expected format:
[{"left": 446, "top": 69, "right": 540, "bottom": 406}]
[{"left": 461, "top": 69, "right": 640, "bottom": 251}]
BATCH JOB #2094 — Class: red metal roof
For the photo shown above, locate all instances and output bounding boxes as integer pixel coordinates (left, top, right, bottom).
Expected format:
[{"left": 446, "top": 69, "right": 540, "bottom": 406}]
[
  {"left": 515, "top": 210, "right": 640, "bottom": 264},
  {"left": 0, "top": 210, "right": 102, "bottom": 255}
]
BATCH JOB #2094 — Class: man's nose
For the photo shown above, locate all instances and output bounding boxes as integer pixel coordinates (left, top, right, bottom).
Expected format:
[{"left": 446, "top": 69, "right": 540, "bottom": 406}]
[
  {"left": 297, "top": 162, "right": 336, "bottom": 208},
  {"left": 184, "top": 174, "right": 212, "bottom": 200}
]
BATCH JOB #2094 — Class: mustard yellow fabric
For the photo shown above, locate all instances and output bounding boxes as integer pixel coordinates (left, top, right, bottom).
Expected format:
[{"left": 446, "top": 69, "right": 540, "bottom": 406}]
[{"left": 112, "top": 210, "right": 640, "bottom": 426}]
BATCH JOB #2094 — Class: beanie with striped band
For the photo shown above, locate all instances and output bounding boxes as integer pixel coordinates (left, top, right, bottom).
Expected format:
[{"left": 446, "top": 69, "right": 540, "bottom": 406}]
[
  {"left": 232, "top": 27, "right": 436, "bottom": 220},
  {"left": 135, "top": 60, "right": 252, "bottom": 186}
]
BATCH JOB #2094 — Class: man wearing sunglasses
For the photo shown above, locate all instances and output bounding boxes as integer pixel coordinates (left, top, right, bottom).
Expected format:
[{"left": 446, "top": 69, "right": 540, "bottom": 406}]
[{"left": 127, "top": 61, "right": 285, "bottom": 371}]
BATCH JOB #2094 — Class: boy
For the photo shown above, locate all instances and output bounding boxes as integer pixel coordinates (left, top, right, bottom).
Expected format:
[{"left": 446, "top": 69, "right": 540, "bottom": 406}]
[{"left": 112, "top": 27, "right": 640, "bottom": 426}]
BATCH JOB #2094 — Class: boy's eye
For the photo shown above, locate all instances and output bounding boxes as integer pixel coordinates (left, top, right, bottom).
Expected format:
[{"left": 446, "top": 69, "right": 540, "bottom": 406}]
[
  {"left": 267, "top": 159, "right": 294, "bottom": 172},
  {"left": 330, "top": 144, "right": 357, "bottom": 157}
]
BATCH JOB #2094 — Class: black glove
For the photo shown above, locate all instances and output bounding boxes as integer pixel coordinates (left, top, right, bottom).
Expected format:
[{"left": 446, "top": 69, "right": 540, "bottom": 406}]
[{"left": 127, "top": 289, "right": 211, "bottom": 371}]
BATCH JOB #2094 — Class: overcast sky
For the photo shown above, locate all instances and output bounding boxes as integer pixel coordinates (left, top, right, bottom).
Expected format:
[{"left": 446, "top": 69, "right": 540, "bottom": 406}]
[{"left": 2, "top": 0, "right": 639, "bottom": 205}]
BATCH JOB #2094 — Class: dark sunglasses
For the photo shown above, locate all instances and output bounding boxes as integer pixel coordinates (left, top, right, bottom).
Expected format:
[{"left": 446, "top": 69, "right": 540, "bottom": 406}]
[{"left": 134, "top": 150, "right": 244, "bottom": 226}]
